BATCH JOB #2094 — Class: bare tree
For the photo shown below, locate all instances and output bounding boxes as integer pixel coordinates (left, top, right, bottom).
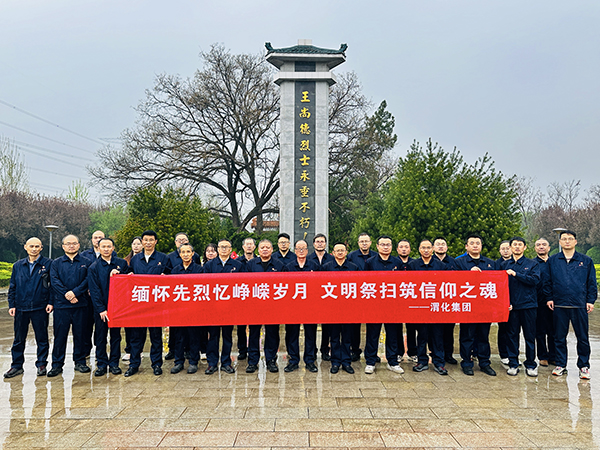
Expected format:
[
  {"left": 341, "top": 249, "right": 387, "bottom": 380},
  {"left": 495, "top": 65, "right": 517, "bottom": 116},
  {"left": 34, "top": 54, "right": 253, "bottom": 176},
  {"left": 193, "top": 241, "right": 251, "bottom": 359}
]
[
  {"left": 547, "top": 180, "right": 581, "bottom": 214},
  {"left": 0, "top": 137, "right": 29, "bottom": 193}
]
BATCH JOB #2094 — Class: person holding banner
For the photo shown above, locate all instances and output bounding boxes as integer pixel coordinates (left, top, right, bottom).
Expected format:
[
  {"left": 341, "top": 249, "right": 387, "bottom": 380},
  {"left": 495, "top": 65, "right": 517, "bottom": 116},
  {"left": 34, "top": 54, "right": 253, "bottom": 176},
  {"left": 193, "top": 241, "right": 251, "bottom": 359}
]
[
  {"left": 396, "top": 240, "right": 417, "bottom": 363},
  {"left": 409, "top": 239, "right": 448, "bottom": 375},
  {"left": 245, "top": 239, "right": 286, "bottom": 373},
  {"left": 235, "top": 237, "right": 256, "bottom": 361},
  {"left": 285, "top": 240, "right": 320, "bottom": 373},
  {"left": 347, "top": 233, "right": 376, "bottom": 362},
  {"left": 202, "top": 239, "right": 242, "bottom": 375},
  {"left": 126, "top": 230, "right": 169, "bottom": 377},
  {"left": 87, "top": 238, "right": 129, "bottom": 376},
  {"left": 434, "top": 237, "right": 458, "bottom": 365},
  {"left": 496, "top": 240, "right": 512, "bottom": 365},
  {"left": 323, "top": 243, "right": 358, "bottom": 374},
  {"left": 454, "top": 234, "right": 497, "bottom": 376},
  {"left": 364, "top": 236, "right": 403, "bottom": 375},
  {"left": 502, "top": 237, "right": 540, "bottom": 377},
  {"left": 169, "top": 243, "right": 204, "bottom": 374}
]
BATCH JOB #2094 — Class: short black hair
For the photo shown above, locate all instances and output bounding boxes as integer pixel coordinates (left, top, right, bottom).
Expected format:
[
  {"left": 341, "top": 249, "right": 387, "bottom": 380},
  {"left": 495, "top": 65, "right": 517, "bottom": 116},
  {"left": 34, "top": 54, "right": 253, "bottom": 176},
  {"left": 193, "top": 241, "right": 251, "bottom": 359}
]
[
  {"left": 175, "top": 232, "right": 188, "bottom": 239},
  {"left": 560, "top": 230, "right": 577, "bottom": 239},
  {"left": 278, "top": 233, "right": 290, "bottom": 240},
  {"left": 332, "top": 242, "right": 347, "bottom": 249},
  {"left": 377, "top": 235, "right": 393, "bottom": 245},
  {"left": 509, "top": 236, "right": 526, "bottom": 245},
  {"left": 141, "top": 230, "right": 158, "bottom": 240},
  {"left": 433, "top": 236, "right": 447, "bottom": 244},
  {"left": 178, "top": 243, "right": 194, "bottom": 253},
  {"left": 313, "top": 233, "right": 327, "bottom": 243},
  {"left": 419, "top": 239, "right": 433, "bottom": 246},
  {"left": 465, "top": 234, "right": 483, "bottom": 245},
  {"left": 98, "top": 237, "right": 115, "bottom": 246},
  {"left": 217, "top": 238, "right": 232, "bottom": 246}
]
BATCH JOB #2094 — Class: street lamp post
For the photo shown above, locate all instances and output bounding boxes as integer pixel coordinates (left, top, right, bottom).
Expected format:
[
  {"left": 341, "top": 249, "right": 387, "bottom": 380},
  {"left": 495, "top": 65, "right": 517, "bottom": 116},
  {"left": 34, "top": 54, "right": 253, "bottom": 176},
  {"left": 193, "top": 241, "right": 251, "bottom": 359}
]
[
  {"left": 45, "top": 225, "right": 59, "bottom": 259},
  {"left": 553, "top": 227, "right": 568, "bottom": 252}
]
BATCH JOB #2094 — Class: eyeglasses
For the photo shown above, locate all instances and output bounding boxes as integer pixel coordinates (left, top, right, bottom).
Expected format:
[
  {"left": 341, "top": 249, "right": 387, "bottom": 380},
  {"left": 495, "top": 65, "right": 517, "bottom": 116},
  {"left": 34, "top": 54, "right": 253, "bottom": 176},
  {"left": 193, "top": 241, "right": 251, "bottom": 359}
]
[
  {"left": 218, "top": 245, "right": 232, "bottom": 249},
  {"left": 63, "top": 242, "right": 79, "bottom": 246},
  {"left": 295, "top": 247, "right": 308, "bottom": 252}
]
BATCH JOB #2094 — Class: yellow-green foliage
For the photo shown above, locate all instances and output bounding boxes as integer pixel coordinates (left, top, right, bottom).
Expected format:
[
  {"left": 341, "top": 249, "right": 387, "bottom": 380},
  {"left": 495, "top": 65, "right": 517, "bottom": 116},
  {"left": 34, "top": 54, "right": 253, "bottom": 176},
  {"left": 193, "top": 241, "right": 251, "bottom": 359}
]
[
  {"left": 596, "top": 265, "right": 600, "bottom": 288},
  {"left": 0, "top": 261, "right": 13, "bottom": 288}
]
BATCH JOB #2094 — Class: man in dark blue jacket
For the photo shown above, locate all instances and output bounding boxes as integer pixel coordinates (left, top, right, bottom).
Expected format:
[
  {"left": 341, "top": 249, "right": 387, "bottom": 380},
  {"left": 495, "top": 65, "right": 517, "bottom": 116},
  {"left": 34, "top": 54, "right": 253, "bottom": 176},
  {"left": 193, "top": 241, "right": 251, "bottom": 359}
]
[
  {"left": 545, "top": 230, "right": 597, "bottom": 379},
  {"left": 502, "top": 237, "right": 540, "bottom": 377},
  {"left": 202, "top": 239, "right": 243, "bottom": 375},
  {"left": 47, "top": 235, "right": 93, "bottom": 377},
  {"left": 272, "top": 233, "right": 296, "bottom": 265},
  {"left": 364, "top": 236, "right": 404, "bottom": 375},
  {"left": 433, "top": 237, "right": 458, "bottom": 365},
  {"left": 4, "top": 237, "right": 53, "bottom": 378},
  {"left": 409, "top": 239, "right": 448, "bottom": 375},
  {"left": 534, "top": 238, "right": 555, "bottom": 367},
  {"left": 285, "top": 240, "right": 320, "bottom": 373},
  {"left": 396, "top": 239, "right": 417, "bottom": 363},
  {"left": 234, "top": 237, "right": 257, "bottom": 361},
  {"left": 88, "top": 238, "right": 129, "bottom": 376},
  {"left": 126, "top": 230, "right": 169, "bottom": 377},
  {"left": 454, "top": 234, "right": 497, "bottom": 376},
  {"left": 347, "top": 233, "right": 376, "bottom": 361}
]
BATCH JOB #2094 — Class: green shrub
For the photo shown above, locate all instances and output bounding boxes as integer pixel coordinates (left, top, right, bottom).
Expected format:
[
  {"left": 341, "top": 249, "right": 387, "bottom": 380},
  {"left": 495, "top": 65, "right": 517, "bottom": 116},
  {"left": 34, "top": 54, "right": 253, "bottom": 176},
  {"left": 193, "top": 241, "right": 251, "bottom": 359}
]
[
  {"left": 0, "top": 262, "right": 13, "bottom": 288},
  {"left": 587, "top": 247, "right": 600, "bottom": 265}
]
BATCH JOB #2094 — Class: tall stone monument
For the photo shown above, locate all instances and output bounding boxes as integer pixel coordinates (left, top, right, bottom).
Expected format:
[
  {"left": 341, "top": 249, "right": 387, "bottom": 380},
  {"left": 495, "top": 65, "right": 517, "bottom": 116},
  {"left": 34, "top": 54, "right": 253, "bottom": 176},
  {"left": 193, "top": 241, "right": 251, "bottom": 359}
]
[{"left": 266, "top": 40, "right": 347, "bottom": 245}]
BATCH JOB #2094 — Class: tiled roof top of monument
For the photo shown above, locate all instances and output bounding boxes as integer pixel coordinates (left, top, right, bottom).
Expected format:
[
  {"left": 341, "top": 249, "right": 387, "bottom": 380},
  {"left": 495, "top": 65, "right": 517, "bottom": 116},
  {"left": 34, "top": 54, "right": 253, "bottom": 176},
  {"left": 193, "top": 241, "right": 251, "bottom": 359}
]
[{"left": 265, "top": 42, "right": 347, "bottom": 55}]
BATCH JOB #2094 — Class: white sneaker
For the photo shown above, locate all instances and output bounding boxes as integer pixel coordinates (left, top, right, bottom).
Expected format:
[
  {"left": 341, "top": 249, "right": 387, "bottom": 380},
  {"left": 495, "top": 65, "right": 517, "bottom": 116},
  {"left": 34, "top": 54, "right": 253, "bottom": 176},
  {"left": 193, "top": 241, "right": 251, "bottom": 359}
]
[
  {"left": 397, "top": 355, "right": 403, "bottom": 362},
  {"left": 387, "top": 364, "right": 404, "bottom": 374},
  {"left": 552, "top": 366, "right": 567, "bottom": 376},
  {"left": 500, "top": 358, "right": 509, "bottom": 365},
  {"left": 408, "top": 355, "right": 418, "bottom": 363},
  {"left": 507, "top": 367, "right": 519, "bottom": 376},
  {"left": 526, "top": 367, "right": 538, "bottom": 377},
  {"left": 200, "top": 353, "right": 207, "bottom": 361},
  {"left": 365, "top": 365, "right": 375, "bottom": 374},
  {"left": 579, "top": 367, "right": 591, "bottom": 379},
  {"left": 121, "top": 353, "right": 130, "bottom": 361}
]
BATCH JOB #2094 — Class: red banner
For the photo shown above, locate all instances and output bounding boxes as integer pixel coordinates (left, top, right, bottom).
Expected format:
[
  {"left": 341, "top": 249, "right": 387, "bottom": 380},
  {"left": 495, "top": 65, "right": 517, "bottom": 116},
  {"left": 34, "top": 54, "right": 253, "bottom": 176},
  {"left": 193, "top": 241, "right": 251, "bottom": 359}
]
[{"left": 107, "top": 271, "right": 509, "bottom": 327}]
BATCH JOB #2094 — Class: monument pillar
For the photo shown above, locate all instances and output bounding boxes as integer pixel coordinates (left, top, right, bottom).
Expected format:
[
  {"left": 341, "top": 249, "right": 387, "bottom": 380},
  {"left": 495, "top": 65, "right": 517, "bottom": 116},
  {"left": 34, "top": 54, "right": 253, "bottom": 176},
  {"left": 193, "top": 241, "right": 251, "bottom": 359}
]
[{"left": 266, "top": 40, "right": 347, "bottom": 245}]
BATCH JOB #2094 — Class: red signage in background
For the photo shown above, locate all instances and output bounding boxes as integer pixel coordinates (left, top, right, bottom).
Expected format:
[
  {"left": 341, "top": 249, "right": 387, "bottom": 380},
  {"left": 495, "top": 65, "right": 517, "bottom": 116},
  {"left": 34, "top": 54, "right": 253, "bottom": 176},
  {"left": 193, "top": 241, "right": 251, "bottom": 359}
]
[{"left": 107, "top": 271, "right": 509, "bottom": 328}]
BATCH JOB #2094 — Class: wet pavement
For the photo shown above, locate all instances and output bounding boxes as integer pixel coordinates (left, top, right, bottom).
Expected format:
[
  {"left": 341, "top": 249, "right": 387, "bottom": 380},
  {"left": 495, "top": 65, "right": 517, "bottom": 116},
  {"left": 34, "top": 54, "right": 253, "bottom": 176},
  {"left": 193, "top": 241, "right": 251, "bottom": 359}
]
[{"left": 1, "top": 303, "right": 599, "bottom": 449}]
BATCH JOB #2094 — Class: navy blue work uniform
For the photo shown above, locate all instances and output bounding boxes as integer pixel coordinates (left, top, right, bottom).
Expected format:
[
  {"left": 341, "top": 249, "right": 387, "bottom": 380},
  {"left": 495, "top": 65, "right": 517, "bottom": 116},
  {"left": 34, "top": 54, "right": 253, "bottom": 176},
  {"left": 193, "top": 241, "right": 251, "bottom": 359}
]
[
  {"left": 544, "top": 251, "right": 597, "bottom": 369},
  {"left": 396, "top": 256, "right": 417, "bottom": 359},
  {"left": 347, "top": 249, "right": 377, "bottom": 358},
  {"left": 408, "top": 257, "right": 447, "bottom": 368},
  {"left": 454, "top": 255, "right": 496, "bottom": 370},
  {"left": 245, "top": 257, "right": 286, "bottom": 366},
  {"left": 502, "top": 256, "right": 540, "bottom": 370},
  {"left": 272, "top": 250, "right": 296, "bottom": 265},
  {"left": 495, "top": 257, "right": 512, "bottom": 360},
  {"left": 535, "top": 256, "right": 555, "bottom": 363},
  {"left": 284, "top": 258, "right": 320, "bottom": 366},
  {"left": 129, "top": 250, "right": 169, "bottom": 370},
  {"left": 165, "top": 250, "right": 201, "bottom": 273},
  {"left": 8, "top": 255, "right": 52, "bottom": 371},
  {"left": 308, "top": 251, "right": 335, "bottom": 359},
  {"left": 170, "top": 261, "right": 204, "bottom": 367},
  {"left": 88, "top": 256, "right": 129, "bottom": 369},
  {"left": 364, "top": 254, "right": 402, "bottom": 368},
  {"left": 435, "top": 254, "right": 457, "bottom": 362},
  {"left": 49, "top": 254, "right": 92, "bottom": 370},
  {"left": 322, "top": 259, "right": 358, "bottom": 368},
  {"left": 202, "top": 257, "right": 243, "bottom": 369},
  {"left": 234, "top": 254, "right": 254, "bottom": 356}
]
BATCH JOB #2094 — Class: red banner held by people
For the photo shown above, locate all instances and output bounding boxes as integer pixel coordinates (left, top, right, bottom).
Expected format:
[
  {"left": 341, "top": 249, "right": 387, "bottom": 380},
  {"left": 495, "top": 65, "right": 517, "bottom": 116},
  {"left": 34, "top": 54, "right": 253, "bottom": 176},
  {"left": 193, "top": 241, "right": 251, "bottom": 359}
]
[{"left": 107, "top": 271, "right": 509, "bottom": 327}]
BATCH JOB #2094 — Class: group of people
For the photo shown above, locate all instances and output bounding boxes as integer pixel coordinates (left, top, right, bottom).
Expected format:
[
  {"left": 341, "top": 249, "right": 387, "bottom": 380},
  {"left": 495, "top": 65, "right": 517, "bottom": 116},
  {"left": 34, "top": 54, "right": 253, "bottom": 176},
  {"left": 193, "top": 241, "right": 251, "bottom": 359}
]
[{"left": 4, "top": 228, "right": 596, "bottom": 381}]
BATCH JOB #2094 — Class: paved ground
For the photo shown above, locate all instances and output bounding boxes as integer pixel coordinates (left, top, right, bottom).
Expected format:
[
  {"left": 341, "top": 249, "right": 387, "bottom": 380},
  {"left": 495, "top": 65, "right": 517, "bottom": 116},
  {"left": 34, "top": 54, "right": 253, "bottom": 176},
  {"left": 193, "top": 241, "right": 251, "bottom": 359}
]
[{"left": 0, "top": 305, "right": 599, "bottom": 449}]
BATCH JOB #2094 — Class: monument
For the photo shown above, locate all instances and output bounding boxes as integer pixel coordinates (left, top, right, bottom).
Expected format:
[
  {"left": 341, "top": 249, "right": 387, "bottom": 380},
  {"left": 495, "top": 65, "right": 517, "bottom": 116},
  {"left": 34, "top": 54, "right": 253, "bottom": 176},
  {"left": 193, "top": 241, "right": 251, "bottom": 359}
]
[{"left": 266, "top": 40, "right": 347, "bottom": 245}]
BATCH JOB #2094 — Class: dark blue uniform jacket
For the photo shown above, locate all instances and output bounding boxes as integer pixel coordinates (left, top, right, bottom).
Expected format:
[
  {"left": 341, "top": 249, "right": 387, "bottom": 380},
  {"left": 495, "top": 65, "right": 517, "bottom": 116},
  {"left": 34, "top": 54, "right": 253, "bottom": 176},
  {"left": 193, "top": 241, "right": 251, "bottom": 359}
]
[
  {"left": 535, "top": 256, "right": 550, "bottom": 306},
  {"left": 50, "top": 254, "right": 92, "bottom": 309},
  {"left": 544, "top": 251, "right": 597, "bottom": 307},
  {"left": 171, "top": 262, "right": 204, "bottom": 274},
  {"left": 501, "top": 256, "right": 540, "bottom": 309},
  {"left": 366, "top": 254, "right": 400, "bottom": 271},
  {"left": 129, "top": 251, "right": 169, "bottom": 274},
  {"left": 88, "top": 256, "right": 129, "bottom": 314},
  {"left": 398, "top": 256, "right": 413, "bottom": 271},
  {"left": 8, "top": 256, "right": 53, "bottom": 311},
  {"left": 245, "top": 257, "right": 286, "bottom": 272},
  {"left": 308, "top": 251, "right": 334, "bottom": 266},
  {"left": 165, "top": 250, "right": 201, "bottom": 273},
  {"left": 286, "top": 259, "right": 320, "bottom": 272},
  {"left": 408, "top": 257, "right": 446, "bottom": 271},
  {"left": 347, "top": 249, "right": 377, "bottom": 270},
  {"left": 202, "top": 257, "right": 243, "bottom": 274},
  {"left": 435, "top": 254, "right": 456, "bottom": 269},
  {"left": 322, "top": 259, "right": 358, "bottom": 271},
  {"left": 272, "top": 250, "right": 296, "bottom": 265},
  {"left": 454, "top": 255, "right": 496, "bottom": 271}
]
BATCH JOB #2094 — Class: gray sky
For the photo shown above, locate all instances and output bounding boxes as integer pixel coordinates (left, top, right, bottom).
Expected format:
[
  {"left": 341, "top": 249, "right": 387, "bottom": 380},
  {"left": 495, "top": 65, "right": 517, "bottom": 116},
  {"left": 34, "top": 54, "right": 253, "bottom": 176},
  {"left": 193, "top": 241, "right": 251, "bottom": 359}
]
[{"left": 1, "top": 0, "right": 598, "bottom": 202}]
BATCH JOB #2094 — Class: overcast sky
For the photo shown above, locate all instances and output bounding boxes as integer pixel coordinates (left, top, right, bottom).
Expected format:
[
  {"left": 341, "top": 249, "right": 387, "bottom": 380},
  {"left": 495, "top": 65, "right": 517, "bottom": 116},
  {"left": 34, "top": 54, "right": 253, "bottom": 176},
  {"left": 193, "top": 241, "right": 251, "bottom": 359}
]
[{"left": 1, "top": 0, "right": 598, "bottom": 202}]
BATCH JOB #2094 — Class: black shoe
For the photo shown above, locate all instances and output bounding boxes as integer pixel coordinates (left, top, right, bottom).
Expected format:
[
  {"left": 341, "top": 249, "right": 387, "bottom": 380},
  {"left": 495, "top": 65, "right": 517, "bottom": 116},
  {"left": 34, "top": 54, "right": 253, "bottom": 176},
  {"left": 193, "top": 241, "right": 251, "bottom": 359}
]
[
  {"left": 330, "top": 365, "right": 340, "bottom": 374},
  {"left": 94, "top": 367, "right": 107, "bottom": 377},
  {"left": 321, "top": 353, "right": 331, "bottom": 361},
  {"left": 205, "top": 365, "right": 218, "bottom": 375},
  {"left": 284, "top": 363, "right": 299, "bottom": 373},
  {"left": 238, "top": 350, "right": 247, "bottom": 360},
  {"left": 413, "top": 363, "right": 429, "bottom": 372},
  {"left": 222, "top": 365, "right": 235, "bottom": 374},
  {"left": 306, "top": 362, "right": 318, "bottom": 373},
  {"left": 153, "top": 366, "right": 163, "bottom": 376},
  {"left": 342, "top": 365, "right": 355, "bottom": 374},
  {"left": 164, "top": 351, "right": 175, "bottom": 360},
  {"left": 267, "top": 360, "right": 279, "bottom": 373},
  {"left": 375, "top": 356, "right": 381, "bottom": 363},
  {"left": 445, "top": 356, "right": 458, "bottom": 365},
  {"left": 171, "top": 364, "right": 184, "bottom": 374},
  {"left": 36, "top": 366, "right": 47, "bottom": 376},
  {"left": 434, "top": 365, "right": 448, "bottom": 376},
  {"left": 4, "top": 367, "right": 23, "bottom": 379},
  {"left": 187, "top": 364, "right": 198, "bottom": 374},
  {"left": 480, "top": 365, "right": 497, "bottom": 376},
  {"left": 47, "top": 367, "right": 63, "bottom": 377},
  {"left": 351, "top": 352, "right": 360, "bottom": 362},
  {"left": 74, "top": 363, "right": 91, "bottom": 373},
  {"left": 246, "top": 364, "right": 258, "bottom": 373},
  {"left": 124, "top": 367, "right": 138, "bottom": 377},
  {"left": 462, "top": 367, "right": 474, "bottom": 376},
  {"left": 109, "top": 366, "right": 122, "bottom": 375}
]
